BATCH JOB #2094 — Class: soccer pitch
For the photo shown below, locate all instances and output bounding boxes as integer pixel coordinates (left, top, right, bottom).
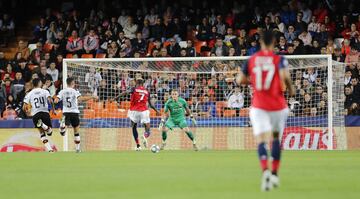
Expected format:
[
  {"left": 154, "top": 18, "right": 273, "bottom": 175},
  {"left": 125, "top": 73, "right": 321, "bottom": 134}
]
[{"left": 1, "top": 151, "right": 359, "bottom": 199}]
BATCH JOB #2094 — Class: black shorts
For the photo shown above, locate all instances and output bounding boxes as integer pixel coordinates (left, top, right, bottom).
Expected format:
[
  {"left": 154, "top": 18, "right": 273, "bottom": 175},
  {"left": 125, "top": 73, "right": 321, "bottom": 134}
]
[
  {"left": 32, "top": 112, "right": 52, "bottom": 128},
  {"left": 63, "top": 113, "right": 80, "bottom": 127}
]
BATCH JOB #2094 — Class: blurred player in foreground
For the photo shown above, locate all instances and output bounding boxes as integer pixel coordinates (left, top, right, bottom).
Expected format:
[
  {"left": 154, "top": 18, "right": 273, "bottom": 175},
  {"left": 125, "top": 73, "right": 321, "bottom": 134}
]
[
  {"left": 159, "top": 89, "right": 198, "bottom": 151},
  {"left": 55, "top": 77, "right": 97, "bottom": 153},
  {"left": 23, "top": 78, "right": 56, "bottom": 152},
  {"left": 236, "top": 30, "right": 295, "bottom": 191}
]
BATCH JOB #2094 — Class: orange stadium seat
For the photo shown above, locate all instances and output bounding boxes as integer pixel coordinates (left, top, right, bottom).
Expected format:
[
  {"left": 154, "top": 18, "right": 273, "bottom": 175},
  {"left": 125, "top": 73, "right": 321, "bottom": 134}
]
[
  {"left": 95, "top": 53, "right": 106, "bottom": 58},
  {"left": 194, "top": 41, "right": 207, "bottom": 54},
  {"left": 163, "top": 41, "right": 171, "bottom": 48},
  {"left": 66, "top": 54, "right": 73, "bottom": 58},
  {"left": 105, "top": 101, "right": 119, "bottom": 111},
  {"left": 83, "top": 109, "right": 95, "bottom": 119},
  {"left": 81, "top": 54, "right": 94, "bottom": 58},
  {"left": 86, "top": 99, "right": 95, "bottom": 109},
  {"left": 93, "top": 101, "right": 104, "bottom": 112},
  {"left": 50, "top": 109, "right": 63, "bottom": 119},
  {"left": 120, "top": 101, "right": 131, "bottom": 110},
  {"left": 147, "top": 42, "right": 155, "bottom": 55},
  {"left": 150, "top": 109, "right": 159, "bottom": 118},
  {"left": 240, "top": 108, "right": 250, "bottom": 117},
  {"left": 223, "top": 109, "right": 236, "bottom": 117}
]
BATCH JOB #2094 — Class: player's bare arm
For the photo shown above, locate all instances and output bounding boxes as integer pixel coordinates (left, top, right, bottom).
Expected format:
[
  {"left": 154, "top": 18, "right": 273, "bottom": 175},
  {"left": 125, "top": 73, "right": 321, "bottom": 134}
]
[{"left": 148, "top": 95, "right": 159, "bottom": 114}]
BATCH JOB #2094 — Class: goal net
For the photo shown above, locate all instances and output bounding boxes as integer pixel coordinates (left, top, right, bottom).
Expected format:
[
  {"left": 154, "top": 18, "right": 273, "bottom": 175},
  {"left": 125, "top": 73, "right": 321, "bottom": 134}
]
[{"left": 62, "top": 55, "right": 346, "bottom": 151}]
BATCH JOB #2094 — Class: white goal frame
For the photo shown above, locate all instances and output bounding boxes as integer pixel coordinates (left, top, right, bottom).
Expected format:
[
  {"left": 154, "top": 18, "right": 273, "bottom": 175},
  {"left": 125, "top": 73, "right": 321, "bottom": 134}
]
[{"left": 62, "top": 55, "right": 334, "bottom": 151}]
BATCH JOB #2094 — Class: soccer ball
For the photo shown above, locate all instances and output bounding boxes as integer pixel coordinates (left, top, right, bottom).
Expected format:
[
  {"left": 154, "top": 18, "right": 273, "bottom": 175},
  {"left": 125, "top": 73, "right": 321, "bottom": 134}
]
[{"left": 150, "top": 144, "right": 160, "bottom": 153}]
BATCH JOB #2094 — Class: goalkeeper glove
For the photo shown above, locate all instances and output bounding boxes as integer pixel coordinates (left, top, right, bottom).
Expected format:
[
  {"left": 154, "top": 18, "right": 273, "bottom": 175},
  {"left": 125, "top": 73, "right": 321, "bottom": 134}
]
[
  {"left": 190, "top": 115, "right": 197, "bottom": 126},
  {"left": 158, "top": 118, "right": 165, "bottom": 130}
]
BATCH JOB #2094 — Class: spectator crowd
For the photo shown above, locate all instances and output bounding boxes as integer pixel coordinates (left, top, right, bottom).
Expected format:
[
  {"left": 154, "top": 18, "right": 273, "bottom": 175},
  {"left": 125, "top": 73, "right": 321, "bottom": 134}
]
[{"left": 0, "top": 0, "right": 360, "bottom": 119}]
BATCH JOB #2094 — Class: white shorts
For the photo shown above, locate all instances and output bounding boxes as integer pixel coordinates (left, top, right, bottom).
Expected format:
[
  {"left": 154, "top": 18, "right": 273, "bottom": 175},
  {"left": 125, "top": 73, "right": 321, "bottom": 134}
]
[
  {"left": 127, "top": 110, "right": 150, "bottom": 124},
  {"left": 249, "top": 107, "right": 289, "bottom": 136}
]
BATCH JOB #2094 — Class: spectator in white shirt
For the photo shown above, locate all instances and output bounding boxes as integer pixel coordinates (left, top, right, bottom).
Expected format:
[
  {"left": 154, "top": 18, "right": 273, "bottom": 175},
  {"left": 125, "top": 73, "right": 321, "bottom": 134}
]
[
  {"left": 117, "top": 9, "right": 129, "bottom": 28},
  {"left": 123, "top": 16, "right": 138, "bottom": 39},
  {"left": 300, "top": 3, "right": 312, "bottom": 24},
  {"left": 227, "top": 86, "right": 244, "bottom": 116},
  {"left": 307, "top": 16, "right": 320, "bottom": 37},
  {"left": 83, "top": 29, "right": 99, "bottom": 56},
  {"left": 47, "top": 62, "right": 59, "bottom": 82},
  {"left": 298, "top": 30, "right": 312, "bottom": 46},
  {"left": 144, "top": 8, "right": 158, "bottom": 26}
]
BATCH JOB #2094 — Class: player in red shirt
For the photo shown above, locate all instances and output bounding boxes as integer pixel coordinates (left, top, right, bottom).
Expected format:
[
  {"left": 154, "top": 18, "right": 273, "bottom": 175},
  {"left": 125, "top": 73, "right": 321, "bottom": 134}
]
[
  {"left": 236, "top": 30, "right": 295, "bottom": 191},
  {"left": 127, "top": 78, "right": 159, "bottom": 151}
]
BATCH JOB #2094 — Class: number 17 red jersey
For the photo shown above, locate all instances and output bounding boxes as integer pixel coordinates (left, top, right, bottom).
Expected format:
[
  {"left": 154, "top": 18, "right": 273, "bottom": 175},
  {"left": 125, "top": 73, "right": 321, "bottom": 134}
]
[
  {"left": 130, "top": 86, "right": 149, "bottom": 112},
  {"left": 242, "top": 50, "right": 288, "bottom": 111}
]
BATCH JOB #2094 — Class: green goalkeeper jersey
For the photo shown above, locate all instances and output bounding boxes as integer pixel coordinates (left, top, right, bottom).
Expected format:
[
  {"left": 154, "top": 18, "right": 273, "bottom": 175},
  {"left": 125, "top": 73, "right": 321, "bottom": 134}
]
[{"left": 164, "top": 97, "right": 188, "bottom": 121}]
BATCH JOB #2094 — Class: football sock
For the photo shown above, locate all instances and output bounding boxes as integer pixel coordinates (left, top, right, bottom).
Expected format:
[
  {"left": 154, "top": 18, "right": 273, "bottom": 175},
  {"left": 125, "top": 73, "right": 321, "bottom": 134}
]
[
  {"left": 74, "top": 133, "right": 81, "bottom": 151},
  {"left": 162, "top": 131, "right": 167, "bottom": 142},
  {"left": 144, "top": 127, "right": 150, "bottom": 138},
  {"left": 185, "top": 131, "right": 195, "bottom": 141},
  {"left": 271, "top": 138, "right": 281, "bottom": 176},
  {"left": 132, "top": 124, "right": 140, "bottom": 147},
  {"left": 258, "top": 142, "right": 268, "bottom": 171},
  {"left": 40, "top": 134, "right": 53, "bottom": 151},
  {"left": 60, "top": 126, "right": 66, "bottom": 136}
]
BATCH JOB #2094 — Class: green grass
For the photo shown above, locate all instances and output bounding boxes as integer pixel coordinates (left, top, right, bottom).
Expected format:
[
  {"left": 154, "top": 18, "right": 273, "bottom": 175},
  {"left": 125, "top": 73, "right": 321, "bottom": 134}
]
[{"left": 0, "top": 151, "right": 359, "bottom": 199}]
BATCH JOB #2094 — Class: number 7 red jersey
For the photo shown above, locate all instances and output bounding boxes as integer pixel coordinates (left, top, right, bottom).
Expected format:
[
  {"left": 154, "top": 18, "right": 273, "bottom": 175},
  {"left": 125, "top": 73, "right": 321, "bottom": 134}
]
[
  {"left": 130, "top": 86, "right": 150, "bottom": 111},
  {"left": 242, "top": 50, "right": 288, "bottom": 111}
]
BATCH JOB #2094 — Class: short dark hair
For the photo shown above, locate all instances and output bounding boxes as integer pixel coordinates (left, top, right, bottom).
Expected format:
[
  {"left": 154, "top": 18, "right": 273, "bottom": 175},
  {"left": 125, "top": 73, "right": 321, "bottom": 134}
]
[
  {"left": 32, "top": 78, "right": 41, "bottom": 87},
  {"left": 136, "top": 78, "right": 144, "bottom": 85},
  {"left": 66, "top": 77, "right": 75, "bottom": 85},
  {"left": 261, "top": 30, "right": 275, "bottom": 46}
]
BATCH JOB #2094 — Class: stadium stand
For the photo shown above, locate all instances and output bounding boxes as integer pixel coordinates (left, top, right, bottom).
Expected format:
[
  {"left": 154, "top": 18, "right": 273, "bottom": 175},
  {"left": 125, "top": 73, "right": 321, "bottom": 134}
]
[{"left": 0, "top": 0, "right": 359, "bottom": 120}]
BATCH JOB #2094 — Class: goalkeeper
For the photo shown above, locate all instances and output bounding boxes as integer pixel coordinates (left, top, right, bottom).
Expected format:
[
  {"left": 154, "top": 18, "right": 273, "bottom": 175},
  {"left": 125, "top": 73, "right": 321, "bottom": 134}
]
[{"left": 160, "top": 89, "right": 198, "bottom": 151}]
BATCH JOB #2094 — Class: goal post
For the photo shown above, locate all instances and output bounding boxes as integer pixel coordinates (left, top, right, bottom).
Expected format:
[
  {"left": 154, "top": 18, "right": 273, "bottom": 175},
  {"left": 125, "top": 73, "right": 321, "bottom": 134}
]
[{"left": 62, "top": 55, "right": 346, "bottom": 151}]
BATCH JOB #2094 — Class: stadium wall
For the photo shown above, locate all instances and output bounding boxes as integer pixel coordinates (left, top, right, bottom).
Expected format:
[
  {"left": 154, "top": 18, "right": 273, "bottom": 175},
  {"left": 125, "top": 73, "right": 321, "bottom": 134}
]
[{"left": 0, "top": 117, "right": 359, "bottom": 151}]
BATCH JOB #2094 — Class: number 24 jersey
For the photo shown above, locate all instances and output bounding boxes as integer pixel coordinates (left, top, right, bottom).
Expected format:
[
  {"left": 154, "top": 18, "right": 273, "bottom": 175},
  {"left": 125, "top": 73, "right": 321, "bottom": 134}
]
[{"left": 23, "top": 88, "right": 51, "bottom": 116}]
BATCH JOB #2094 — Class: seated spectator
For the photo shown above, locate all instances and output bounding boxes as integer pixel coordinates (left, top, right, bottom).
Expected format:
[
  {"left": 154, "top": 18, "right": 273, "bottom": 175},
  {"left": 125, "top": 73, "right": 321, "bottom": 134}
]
[
  {"left": 1, "top": 63, "right": 15, "bottom": 81},
  {"left": 298, "top": 30, "right": 312, "bottom": 46},
  {"left": 38, "top": 66, "right": 52, "bottom": 84},
  {"left": 189, "top": 96, "right": 203, "bottom": 117},
  {"left": 2, "top": 78, "right": 15, "bottom": 99},
  {"left": 108, "top": 16, "right": 122, "bottom": 36},
  {"left": 43, "top": 77, "right": 56, "bottom": 96},
  {"left": 294, "top": 12, "right": 307, "bottom": 33},
  {"left": 211, "top": 38, "right": 229, "bottom": 56},
  {"left": 308, "top": 16, "right": 320, "bottom": 37},
  {"left": 274, "top": 16, "right": 286, "bottom": 33},
  {"left": 121, "top": 38, "right": 133, "bottom": 57},
  {"left": 33, "top": 17, "right": 48, "bottom": 43},
  {"left": 313, "top": 86, "right": 324, "bottom": 104},
  {"left": 16, "top": 40, "right": 30, "bottom": 60},
  {"left": 345, "top": 46, "right": 359, "bottom": 67},
  {"left": 226, "top": 86, "right": 244, "bottom": 116},
  {"left": 5, "top": 94, "right": 17, "bottom": 111},
  {"left": 83, "top": 29, "right": 99, "bottom": 56},
  {"left": 285, "top": 25, "right": 297, "bottom": 44},
  {"left": 117, "top": 9, "right": 129, "bottom": 28},
  {"left": 197, "top": 17, "right": 211, "bottom": 41},
  {"left": 16, "top": 59, "right": 31, "bottom": 81},
  {"left": 344, "top": 70, "right": 352, "bottom": 86},
  {"left": 345, "top": 23, "right": 359, "bottom": 40},
  {"left": 310, "top": 40, "right": 321, "bottom": 54},
  {"left": 332, "top": 47, "right": 345, "bottom": 62},
  {"left": 302, "top": 79, "right": 314, "bottom": 93},
  {"left": 46, "top": 21, "right": 58, "bottom": 44},
  {"left": 66, "top": 30, "right": 84, "bottom": 56},
  {"left": 215, "top": 15, "right": 226, "bottom": 35},
  {"left": 344, "top": 86, "right": 354, "bottom": 110},
  {"left": 150, "top": 18, "right": 164, "bottom": 41},
  {"left": 0, "top": 14, "right": 15, "bottom": 47},
  {"left": 162, "top": 16, "right": 177, "bottom": 42},
  {"left": 341, "top": 39, "right": 351, "bottom": 55},
  {"left": 326, "top": 38, "right": 336, "bottom": 54},
  {"left": 166, "top": 38, "right": 181, "bottom": 57},
  {"left": 223, "top": 27, "right": 236, "bottom": 47},
  {"left": 303, "top": 67, "right": 318, "bottom": 83},
  {"left": 12, "top": 72, "right": 25, "bottom": 97},
  {"left": 85, "top": 67, "right": 102, "bottom": 95},
  {"left": 247, "top": 39, "right": 259, "bottom": 55},
  {"left": 145, "top": 8, "right": 158, "bottom": 26},
  {"left": 107, "top": 41, "right": 119, "bottom": 58},
  {"left": 79, "top": 20, "right": 90, "bottom": 38},
  {"left": 123, "top": 16, "right": 138, "bottom": 39},
  {"left": 200, "top": 95, "right": 216, "bottom": 118},
  {"left": 316, "top": 24, "right": 329, "bottom": 46},
  {"left": 29, "top": 42, "right": 43, "bottom": 65},
  {"left": 263, "top": 16, "right": 276, "bottom": 31},
  {"left": 132, "top": 32, "right": 147, "bottom": 54},
  {"left": 47, "top": 62, "right": 59, "bottom": 82},
  {"left": 140, "top": 19, "right": 151, "bottom": 40},
  {"left": 351, "top": 78, "right": 360, "bottom": 100}
]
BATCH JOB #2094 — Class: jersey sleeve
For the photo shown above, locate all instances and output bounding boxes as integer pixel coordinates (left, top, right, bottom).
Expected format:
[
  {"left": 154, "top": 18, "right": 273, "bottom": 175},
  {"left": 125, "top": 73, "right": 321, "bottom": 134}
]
[
  {"left": 164, "top": 100, "right": 169, "bottom": 113},
  {"left": 76, "top": 90, "right": 81, "bottom": 98},
  {"left": 242, "top": 60, "right": 249, "bottom": 76},
  {"left": 57, "top": 90, "right": 63, "bottom": 100},
  {"left": 279, "top": 56, "right": 289, "bottom": 69},
  {"left": 181, "top": 98, "right": 188, "bottom": 109},
  {"left": 45, "top": 90, "right": 51, "bottom": 98},
  {"left": 23, "top": 93, "right": 30, "bottom": 104}
]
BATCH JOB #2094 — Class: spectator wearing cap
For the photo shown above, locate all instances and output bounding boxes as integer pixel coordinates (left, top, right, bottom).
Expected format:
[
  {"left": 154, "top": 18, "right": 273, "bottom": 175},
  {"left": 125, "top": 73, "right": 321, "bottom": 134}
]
[
  {"left": 16, "top": 40, "right": 30, "bottom": 60},
  {"left": 66, "top": 30, "right": 84, "bottom": 56},
  {"left": 38, "top": 66, "right": 52, "bottom": 84},
  {"left": 83, "top": 29, "right": 99, "bottom": 56},
  {"left": 166, "top": 38, "right": 181, "bottom": 57}
]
